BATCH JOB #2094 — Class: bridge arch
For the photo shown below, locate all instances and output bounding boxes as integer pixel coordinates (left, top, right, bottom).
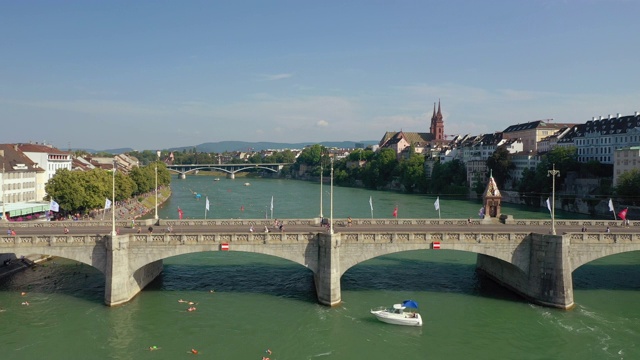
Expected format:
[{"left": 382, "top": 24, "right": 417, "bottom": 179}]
[
  {"left": 337, "top": 232, "right": 531, "bottom": 277},
  {"left": 568, "top": 233, "right": 640, "bottom": 272},
  {"left": 0, "top": 235, "right": 108, "bottom": 275}
]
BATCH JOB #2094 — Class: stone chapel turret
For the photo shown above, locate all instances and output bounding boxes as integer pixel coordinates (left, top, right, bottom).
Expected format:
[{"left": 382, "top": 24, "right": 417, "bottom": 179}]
[{"left": 482, "top": 174, "right": 502, "bottom": 221}]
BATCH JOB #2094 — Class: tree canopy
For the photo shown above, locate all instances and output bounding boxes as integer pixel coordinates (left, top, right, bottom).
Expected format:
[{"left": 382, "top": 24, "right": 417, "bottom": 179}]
[{"left": 45, "top": 162, "right": 171, "bottom": 214}]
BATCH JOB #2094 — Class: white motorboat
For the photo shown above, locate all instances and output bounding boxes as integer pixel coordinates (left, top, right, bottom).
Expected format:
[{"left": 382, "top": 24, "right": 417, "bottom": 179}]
[
  {"left": 244, "top": 182, "right": 251, "bottom": 186},
  {"left": 370, "top": 300, "right": 422, "bottom": 326}
]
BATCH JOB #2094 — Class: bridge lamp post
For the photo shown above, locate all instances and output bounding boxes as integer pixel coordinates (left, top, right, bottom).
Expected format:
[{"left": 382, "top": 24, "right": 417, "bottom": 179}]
[
  {"left": 548, "top": 163, "right": 560, "bottom": 235},
  {"left": 330, "top": 157, "right": 334, "bottom": 235},
  {"left": 111, "top": 159, "right": 117, "bottom": 237},
  {"left": 155, "top": 150, "right": 160, "bottom": 220},
  {"left": 319, "top": 159, "right": 323, "bottom": 218},
  {"left": 1, "top": 162, "right": 5, "bottom": 221}
]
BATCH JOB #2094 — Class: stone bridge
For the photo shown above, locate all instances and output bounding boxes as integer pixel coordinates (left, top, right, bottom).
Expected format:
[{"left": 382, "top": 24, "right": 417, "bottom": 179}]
[{"left": 1, "top": 220, "right": 639, "bottom": 309}]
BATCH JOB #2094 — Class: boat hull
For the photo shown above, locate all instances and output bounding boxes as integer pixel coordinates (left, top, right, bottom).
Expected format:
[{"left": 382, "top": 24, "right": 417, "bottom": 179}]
[{"left": 370, "top": 309, "right": 423, "bottom": 326}]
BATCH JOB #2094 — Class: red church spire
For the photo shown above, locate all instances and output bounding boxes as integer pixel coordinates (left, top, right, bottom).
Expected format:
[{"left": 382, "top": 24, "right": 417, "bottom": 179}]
[{"left": 429, "top": 99, "right": 444, "bottom": 141}]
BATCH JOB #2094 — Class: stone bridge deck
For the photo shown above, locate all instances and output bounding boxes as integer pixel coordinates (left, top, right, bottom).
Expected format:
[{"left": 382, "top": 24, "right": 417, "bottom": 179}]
[{"left": 1, "top": 221, "right": 639, "bottom": 309}]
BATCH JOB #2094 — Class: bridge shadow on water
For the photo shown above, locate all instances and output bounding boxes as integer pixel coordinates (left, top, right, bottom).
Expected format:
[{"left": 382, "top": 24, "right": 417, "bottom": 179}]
[{"left": 145, "top": 262, "right": 320, "bottom": 304}]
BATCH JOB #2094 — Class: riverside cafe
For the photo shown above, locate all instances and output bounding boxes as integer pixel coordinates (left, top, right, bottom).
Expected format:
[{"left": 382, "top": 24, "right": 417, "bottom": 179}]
[{"left": 0, "top": 202, "right": 50, "bottom": 222}]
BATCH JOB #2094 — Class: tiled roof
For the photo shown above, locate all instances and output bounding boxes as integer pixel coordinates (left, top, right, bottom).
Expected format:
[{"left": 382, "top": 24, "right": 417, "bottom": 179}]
[
  {"left": 379, "top": 131, "right": 435, "bottom": 148},
  {"left": 503, "top": 120, "right": 576, "bottom": 133},
  {"left": 16, "top": 143, "right": 69, "bottom": 154},
  {"left": 0, "top": 144, "right": 41, "bottom": 171}
]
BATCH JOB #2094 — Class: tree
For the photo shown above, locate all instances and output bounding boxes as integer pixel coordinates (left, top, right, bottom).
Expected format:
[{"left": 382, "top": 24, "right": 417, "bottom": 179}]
[
  {"left": 472, "top": 172, "right": 487, "bottom": 198},
  {"left": 615, "top": 169, "right": 640, "bottom": 205},
  {"left": 362, "top": 148, "right": 398, "bottom": 189},
  {"left": 45, "top": 169, "right": 87, "bottom": 212},
  {"left": 399, "top": 153, "right": 427, "bottom": 193},
  {"left": 429, "top": 159, "right": 467, "bottom": 195},
  {"left": 486, "top": 147, "right": 515, "bottom": 190},
  {"left": 296, "top": 144, "right": 325, "bottom": 166}
]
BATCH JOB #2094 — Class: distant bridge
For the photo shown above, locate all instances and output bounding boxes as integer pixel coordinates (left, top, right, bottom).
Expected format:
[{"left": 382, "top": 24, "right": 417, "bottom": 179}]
[{"left": 166, "top": 163, "right": 290, "bottom": 179}]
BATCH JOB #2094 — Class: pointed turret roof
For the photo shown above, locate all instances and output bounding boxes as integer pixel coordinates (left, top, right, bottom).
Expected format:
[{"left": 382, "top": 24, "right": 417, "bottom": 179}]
[{"left": 483, "top": 176, "right": 501, "bottom": 198}]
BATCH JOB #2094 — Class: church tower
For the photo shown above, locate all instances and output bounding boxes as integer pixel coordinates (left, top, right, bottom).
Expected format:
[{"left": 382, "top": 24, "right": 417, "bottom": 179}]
[{"left": 429, "top": 100, "right": 444, "bottom": 140}]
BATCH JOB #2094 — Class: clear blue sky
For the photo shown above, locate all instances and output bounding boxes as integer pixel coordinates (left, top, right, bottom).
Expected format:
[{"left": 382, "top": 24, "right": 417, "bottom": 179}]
[{"left": 1, "top": 0, "right": 639, "bottom": 151}]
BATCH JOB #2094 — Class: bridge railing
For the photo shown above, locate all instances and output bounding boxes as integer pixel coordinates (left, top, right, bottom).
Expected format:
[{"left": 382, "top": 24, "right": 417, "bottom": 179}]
[
  {"left": 3, "top": 218, "right": 637, "bottom": 229},
  {"left": 0, "top": 234, "right": 107, "bottom": 246}
]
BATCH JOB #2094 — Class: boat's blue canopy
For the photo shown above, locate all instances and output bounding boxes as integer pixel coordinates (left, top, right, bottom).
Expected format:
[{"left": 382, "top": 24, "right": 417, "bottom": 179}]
[{"left": 402, "top": 300, "right": 419, "bottom": 309}]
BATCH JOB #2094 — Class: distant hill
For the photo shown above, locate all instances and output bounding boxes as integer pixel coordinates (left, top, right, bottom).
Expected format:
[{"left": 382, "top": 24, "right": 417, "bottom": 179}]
[
  {"left": 80, "top": 141, "right": 378, "bottom": 154},
  {"left": 72, "top": 147, "right": 134, "bottom": 155},
  {"left": 167, "top": 140, "right": 378, "bottom": 153}
]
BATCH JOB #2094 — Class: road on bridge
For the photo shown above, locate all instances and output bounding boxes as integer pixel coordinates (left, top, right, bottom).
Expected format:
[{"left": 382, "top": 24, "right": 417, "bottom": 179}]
[{"left": 4, "top": 221, "right": 618, "bottom": 237}]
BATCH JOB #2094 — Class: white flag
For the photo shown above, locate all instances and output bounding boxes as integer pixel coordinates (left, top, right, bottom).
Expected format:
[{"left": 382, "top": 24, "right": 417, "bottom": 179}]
[
  {"left": 434, "top": 197, "right": 440, "bottom": 211},
  {"left": 270, "top": 196, "right": 274, "bottom": 212},
  {"left": 49, "top": 200, "right": 60, "bottom": 212},
  {"left": 369, "top": 196, "right": 373, "bottom": 212},
  {"left": 546, "top": 198, "right": 551, "bottom": 212},
  {"left": 105, "top": 198, "right": 112, "bottom": 210},
  {"left": 205, "top": 197, "right": 210, "bottom": 211},
  {"left": 608, "top": 198, "right": 615, "bottom": 212}
]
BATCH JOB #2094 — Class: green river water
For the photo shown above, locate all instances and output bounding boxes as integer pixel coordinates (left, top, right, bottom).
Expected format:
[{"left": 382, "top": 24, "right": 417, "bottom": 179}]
[{"left": 0, "top": 176, "right": 638, "bottom": 360}]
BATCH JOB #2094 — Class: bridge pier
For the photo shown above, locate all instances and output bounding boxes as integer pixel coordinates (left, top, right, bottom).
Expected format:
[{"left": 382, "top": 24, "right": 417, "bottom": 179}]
[
  {"left": 104, "top": 235, "right": 163, "bottom": 306},
  {"left": 476, "top": 233, "right": 574, "bottom": 309},
  {"left": 314, "top": 233, "right": 341, "bottom": 306},
  {"left": 227, "top": 173, "right": 235, "bottom": 179}
]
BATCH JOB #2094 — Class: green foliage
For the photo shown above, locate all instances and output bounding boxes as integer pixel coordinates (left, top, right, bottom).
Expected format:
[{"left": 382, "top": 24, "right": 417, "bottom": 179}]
[
  {"left": 296, "top": 144, "right": 326, "bottom": 166},
  {"left": 398, "top": 153, "right": 427, "bottom": 193},
  {"left": 513, "top": 146, "right": 609, "bottom": 208},
  {"left": 615, "top": 169, "right": 640, "bottom": 205},
  {"left": 44, "top": 162, "right": 171, "bottom": 214},
  {"left": 347, "top": 149, "right": 374, "bottom": 162},
  {"left": 45, "top": 169, "right": 87, "bottom": 211},
  {"left": 472, "top": 172, "right": 486, "bottom": 198},
  {"left": 362, "top": 148, "right": 398, "bottom": 189},
  {"left": 429, "top": 159, "right": 467, "bottom": 195},
  {"left": 486, "top": 147, "right": 515, "bottom": 190}
]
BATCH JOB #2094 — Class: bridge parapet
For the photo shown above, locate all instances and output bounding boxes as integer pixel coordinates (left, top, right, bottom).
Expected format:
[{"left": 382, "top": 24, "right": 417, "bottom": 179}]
[
  {"left": 568, "top": 232, "right": 640, "bottom": 244},
  {"left": 7, "top": 218, "right": 639, "bottom": 229},
  {"left": 126, "top": 232, "right": 317, "bottom": 246},
  {"left": 0, "top": 234, "right": 106, "bottom": 246},
  {"left": 8, "top": 220, "right": 137, "bottom": 229}
]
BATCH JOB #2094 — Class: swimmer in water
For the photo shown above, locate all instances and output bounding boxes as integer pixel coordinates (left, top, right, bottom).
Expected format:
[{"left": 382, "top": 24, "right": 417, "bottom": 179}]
[{"left": 148, "top": 346, "right": 159, "bottom": 351}]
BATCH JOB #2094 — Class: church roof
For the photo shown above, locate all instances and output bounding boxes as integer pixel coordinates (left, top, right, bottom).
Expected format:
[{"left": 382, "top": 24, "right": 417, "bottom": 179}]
[{"left": 379, "top": 131, "right": 435, "bottom": 147}]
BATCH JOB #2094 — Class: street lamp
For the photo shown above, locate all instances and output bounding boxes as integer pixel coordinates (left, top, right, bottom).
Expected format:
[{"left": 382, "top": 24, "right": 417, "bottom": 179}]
[
  {"left": 319, "top": 159, "right": 323, "bottom": 218},
  {"left": 329, "top": 157, "right": 334, "bottom": 235},
  {"left": 111, "top": 159, "right": 117, "bottom": 237},
  {"left": 1, "top": 162, "right": 5, "bottom": 221},
  {"left": 155, "top": 150, "right": 160, "bottom": 220},
  {"left": 548, "top": 163, "right": 560, "bottom": 235}
]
